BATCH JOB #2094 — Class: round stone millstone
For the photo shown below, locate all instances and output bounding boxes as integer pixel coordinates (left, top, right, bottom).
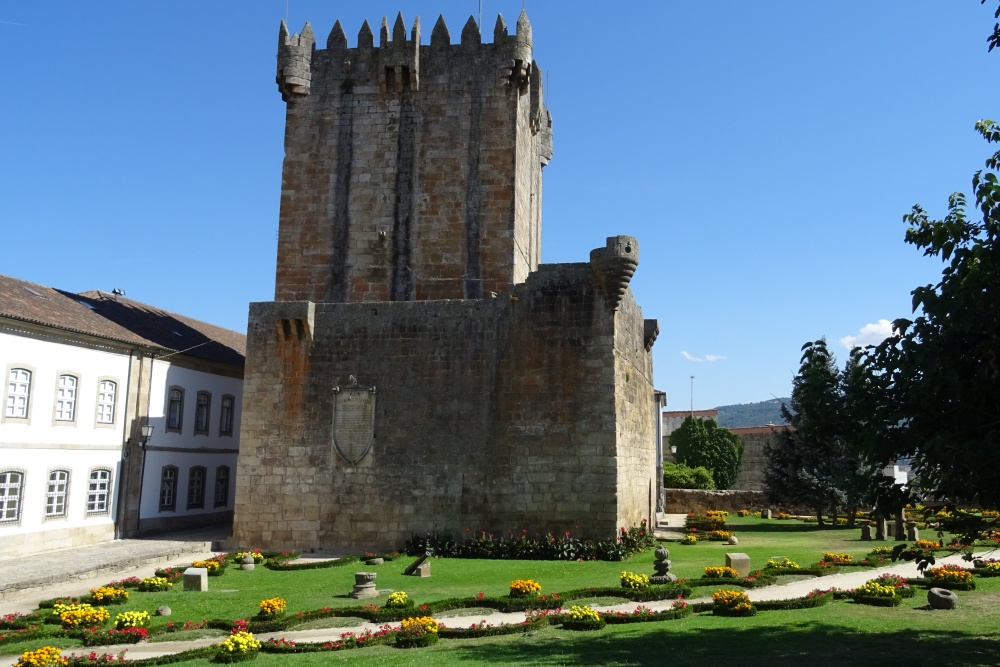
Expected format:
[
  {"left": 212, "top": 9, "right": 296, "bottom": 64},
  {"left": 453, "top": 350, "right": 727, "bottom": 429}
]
[{"left": 927, "top": 587, "right": 958, "bottom": 610}]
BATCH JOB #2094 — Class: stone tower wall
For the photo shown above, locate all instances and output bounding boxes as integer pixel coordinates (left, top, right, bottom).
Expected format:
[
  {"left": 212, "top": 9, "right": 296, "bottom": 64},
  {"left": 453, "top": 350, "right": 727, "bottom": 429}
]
[
  {"left": 232, "top": 238, "right": 657, "bottom": 552},
  {"left": 274, "top": 12, "right": 553, "bottom": 304}
]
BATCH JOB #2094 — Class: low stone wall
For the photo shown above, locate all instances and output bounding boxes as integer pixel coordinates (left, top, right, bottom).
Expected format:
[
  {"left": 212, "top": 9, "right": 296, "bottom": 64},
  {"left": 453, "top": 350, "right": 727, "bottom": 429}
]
[{"left": 662, "top": 489, "right": 767, "bottom": 514}]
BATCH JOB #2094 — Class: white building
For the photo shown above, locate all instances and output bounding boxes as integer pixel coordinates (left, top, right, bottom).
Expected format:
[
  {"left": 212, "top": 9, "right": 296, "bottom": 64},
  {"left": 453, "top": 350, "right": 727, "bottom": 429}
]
[{"left": 0, "top": 275, "right": 245, "bottom": 556}]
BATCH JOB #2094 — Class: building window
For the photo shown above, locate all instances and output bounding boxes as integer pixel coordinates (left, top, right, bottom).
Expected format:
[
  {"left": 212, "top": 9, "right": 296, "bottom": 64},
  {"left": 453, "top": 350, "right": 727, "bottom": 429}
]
[
  {"left": 55, "top": 375, "right": 78, "bottom": 422},
  {"left": 219, "top": 395, "right": 234, "bottom": 436},
  {"left": 214, "top": 466, "right": 230, "bottom": 508},
  {"left": 97, "top": 380, "right": 117, "bottom": 424},
  {"left": 187, "top": 467, "right": 206, "bottom": 509},
  {"left": 87, "top": 469, "right": 111, "bottom": 514},
  {"left": 159, "top": 466, "right": 177, "bottom": 511},
  {"left": 5, "top": 368, "right": 31, "bottom": 419},
  {"left": 0, "top": 471, "right": 24, "bottom": 523},
  {"left": 45, "top": 470, "right": 70, "bottom": 518},
  {"left": 194, "top": 392, "right": 210, "bottom": 434},
  {"left": 167, "top": 388, "right": 183, "bottom": 432}
]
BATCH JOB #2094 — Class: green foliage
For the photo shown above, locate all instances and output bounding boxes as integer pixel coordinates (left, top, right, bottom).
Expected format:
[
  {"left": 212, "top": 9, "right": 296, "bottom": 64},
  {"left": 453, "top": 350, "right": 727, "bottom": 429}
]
[
  {"left": 765, "top": 340, "right": 878, "bottom": 526},
  {"left": 861, "top": 120, "right": 1000, "bottom": 511},
  {"left": 669, "top": 417, "right": 743, "bottom": 489},
  {"left": 405, "top": 521, "right": 656, "bottom": 561},
  {"left": 662, "top": 461, "right": 716, "bottom": 490}
]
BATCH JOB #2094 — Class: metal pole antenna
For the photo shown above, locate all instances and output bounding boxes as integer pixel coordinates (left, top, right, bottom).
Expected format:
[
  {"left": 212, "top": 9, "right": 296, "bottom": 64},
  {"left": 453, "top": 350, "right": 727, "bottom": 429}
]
[{"left": 690, "top": 376, "right": 694, "bottom": 417}]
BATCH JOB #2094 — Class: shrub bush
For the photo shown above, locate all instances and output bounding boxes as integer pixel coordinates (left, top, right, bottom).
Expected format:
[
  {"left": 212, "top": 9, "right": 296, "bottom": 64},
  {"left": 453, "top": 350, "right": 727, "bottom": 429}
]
[{"left": 662, "top": 462, "right": 716, "bottom": 490}]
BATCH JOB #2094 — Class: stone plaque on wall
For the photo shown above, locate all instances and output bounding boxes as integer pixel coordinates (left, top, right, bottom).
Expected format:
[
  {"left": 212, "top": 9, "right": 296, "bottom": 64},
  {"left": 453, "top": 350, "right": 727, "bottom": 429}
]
[{"left": 332, "top": 381, "right": 376, "bottom": 465}]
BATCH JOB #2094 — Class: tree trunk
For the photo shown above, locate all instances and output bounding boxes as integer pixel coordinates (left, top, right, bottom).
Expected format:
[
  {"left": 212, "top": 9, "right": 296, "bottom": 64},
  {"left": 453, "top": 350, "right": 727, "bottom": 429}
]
[
  {"left": 815, "top": 509, "right": 825, "bottom": 527},
  {"left": 846, "top": 505, "right": 857, "bottom": 529}
]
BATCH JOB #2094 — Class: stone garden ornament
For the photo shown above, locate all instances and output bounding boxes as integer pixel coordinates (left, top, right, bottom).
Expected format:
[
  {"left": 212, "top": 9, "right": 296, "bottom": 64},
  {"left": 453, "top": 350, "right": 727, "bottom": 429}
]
[{"left": 331, "top": 378, "right": 376, "bottom": 465}]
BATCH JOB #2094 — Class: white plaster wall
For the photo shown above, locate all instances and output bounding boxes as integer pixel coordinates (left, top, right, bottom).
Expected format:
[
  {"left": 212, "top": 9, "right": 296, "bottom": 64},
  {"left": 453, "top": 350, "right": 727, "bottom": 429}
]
[
  {"left": 0, "top": 329, "right": 131, "bottom": 549},
  {"left": 138, "top": 359, "right": 241, "bottom": 521}
]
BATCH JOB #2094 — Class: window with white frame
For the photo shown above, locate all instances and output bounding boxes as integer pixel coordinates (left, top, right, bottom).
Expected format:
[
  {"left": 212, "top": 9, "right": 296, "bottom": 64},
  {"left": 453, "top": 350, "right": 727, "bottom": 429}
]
[
  {"left": 86, "top": 469, "right": 111, "bottom": 514},
  {"left": 45, "top": 470, "right": 70, "bottom": 518},
  {"left": 194, "top": 392, "right": 210, "bottom": 434},
  {"left": 55, "top": 375, "right": 78, "bottom": 422},
  {"left": 219, "top": 395, "right": 234, "bottom": 436},
  {"left": 97, "top": 380, "right": 117, "bottom": 424},
  {"left": 187, "top": 466, "right": 206, "bottom": 509},
  {"left": 0, "top": 471, "right": 25, "bottom": 523},
  {"left": 159, "top": 466, "right": 177, "bottom": 511},
  {"left": 5, "top": 368, "right": 31, "bottom": 419},
  {"left": 214, "top": 466, "right": 230, "bottom": 507},
  {"left": 167, "top": 388, "right": 183, "bottom": 432}
]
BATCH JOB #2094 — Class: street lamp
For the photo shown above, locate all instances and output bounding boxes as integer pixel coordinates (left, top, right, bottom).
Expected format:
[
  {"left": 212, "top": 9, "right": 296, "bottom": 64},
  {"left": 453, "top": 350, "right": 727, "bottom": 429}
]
[{"left": 139, "top": 424, "right": 154, "bottom": 447}]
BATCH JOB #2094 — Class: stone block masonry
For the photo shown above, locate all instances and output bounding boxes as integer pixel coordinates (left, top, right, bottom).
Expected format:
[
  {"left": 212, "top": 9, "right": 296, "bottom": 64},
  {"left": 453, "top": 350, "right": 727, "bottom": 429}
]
[
  {"left": 232, "top": 238, "right": 658, "bottom": 552},
  {"left": 231, "top": 10, "right": 661, "bottom": 553},
  {"left": 273, "top": 11, "right": 552, "bottom": 304}
]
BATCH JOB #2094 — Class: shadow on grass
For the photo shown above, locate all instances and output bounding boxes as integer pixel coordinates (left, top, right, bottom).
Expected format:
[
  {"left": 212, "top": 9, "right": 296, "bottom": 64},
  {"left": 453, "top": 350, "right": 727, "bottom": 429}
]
[
  {"left": 449, "top": 622, "right": 1000, "bottom": 667},
  {"left": 733, "top": 522, "right": 856, "bottom": 534}
]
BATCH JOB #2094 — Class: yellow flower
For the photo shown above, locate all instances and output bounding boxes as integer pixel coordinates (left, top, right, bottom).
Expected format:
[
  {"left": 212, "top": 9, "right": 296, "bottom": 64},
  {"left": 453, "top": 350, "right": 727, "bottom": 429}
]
[
  {"left": 620, "top": 571, "right": 650, "bottom": 589},
  {"left": 386, "top": 591, "right": 409, "bottom": 607},
  {"left": 400, "top": 616, "right": 439, "bottom": 635},
  {"left": 704, "top": 566, "right": 740, "bottom": 578},
  {"left": 258, "top": 597, "right": 287, "bottom": 615},
  {"left": 509, "top": 579, "right": 542, "bottom": 596},
  {"left": 14, "top": 646, "right": 67, "bottom": 667}
]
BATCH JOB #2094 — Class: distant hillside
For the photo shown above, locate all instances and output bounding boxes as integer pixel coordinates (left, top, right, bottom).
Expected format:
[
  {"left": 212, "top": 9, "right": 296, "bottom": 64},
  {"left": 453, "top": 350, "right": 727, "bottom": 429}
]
[{"left": 716, "top": 398, "right": 790, "bottom": 428}]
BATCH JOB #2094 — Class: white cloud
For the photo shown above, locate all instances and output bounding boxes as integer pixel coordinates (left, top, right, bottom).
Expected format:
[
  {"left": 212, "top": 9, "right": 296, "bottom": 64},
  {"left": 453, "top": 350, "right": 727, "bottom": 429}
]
[
  {"left": 840, "top": 319, "right": 896, "bottom": 349},
  {"left": 682, "top": 351, "right": 726, "bottom": 363}
]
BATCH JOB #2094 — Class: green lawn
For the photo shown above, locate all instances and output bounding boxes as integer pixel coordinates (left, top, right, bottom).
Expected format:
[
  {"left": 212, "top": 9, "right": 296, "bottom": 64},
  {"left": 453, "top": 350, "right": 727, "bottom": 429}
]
[{"left": 3, "top": 516, "right": 992, "bottom": 667}]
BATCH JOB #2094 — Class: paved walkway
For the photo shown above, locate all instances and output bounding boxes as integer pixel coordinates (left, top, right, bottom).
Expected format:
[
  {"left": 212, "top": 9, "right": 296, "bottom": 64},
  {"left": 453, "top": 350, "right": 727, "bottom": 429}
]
[{"left": 0, "top": 526, "right": 987, "bottom": 663}]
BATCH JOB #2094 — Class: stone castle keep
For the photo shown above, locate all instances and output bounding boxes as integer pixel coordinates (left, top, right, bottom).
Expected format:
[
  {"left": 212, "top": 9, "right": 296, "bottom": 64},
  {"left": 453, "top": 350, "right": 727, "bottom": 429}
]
[{"left": 231, "top": 11, "right": 661, "bottom": 551}]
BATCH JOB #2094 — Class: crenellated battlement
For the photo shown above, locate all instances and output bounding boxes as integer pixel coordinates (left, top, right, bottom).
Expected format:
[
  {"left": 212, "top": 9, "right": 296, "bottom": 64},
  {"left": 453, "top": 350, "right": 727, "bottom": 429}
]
[{"left": 277, "top": 11, "right": 543, "bottom": 114}]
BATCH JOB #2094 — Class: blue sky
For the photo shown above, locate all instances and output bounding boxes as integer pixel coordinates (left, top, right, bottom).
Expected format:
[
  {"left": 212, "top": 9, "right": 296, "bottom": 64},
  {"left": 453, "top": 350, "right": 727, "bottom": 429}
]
[{"left": 2, "top": 2, "right": 995, "bottom": 410}]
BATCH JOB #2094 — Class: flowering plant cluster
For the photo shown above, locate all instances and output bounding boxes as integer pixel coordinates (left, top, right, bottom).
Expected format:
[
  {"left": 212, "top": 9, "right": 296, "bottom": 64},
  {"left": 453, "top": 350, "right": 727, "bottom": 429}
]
[
  {"left": 113, "top": 611, "right": 149, "bottom": 630},
  {"left": 509, "top": 579, "right": 542, "bottom": 597},
  {"left": 562, "top": 604, "right": 605, "bottom": 630},
  {"left": 257, "top": 597, "right": 287, "bottom": 617},
  {"left": 776, "top": 512, "right": 792, "bottom": 520},
  {"left": 14, "top": 646, "right": 67, "bottom": 667},
  {"left": 53, "top": 603, "right": 110, "bottom": 629},
  {"left": 980, "top": 561, "right": 1000, "bottom": 575},
  {"left": 706, "top": 530, "right": 734, "bottom": 541},
  {"left": 821, "top": 552, "right": 853, "bottom": 564},
  {"left": 62, "top": 649, "right": 129, "bottom": 664},
  {"left": 703, "top": 566, "right": 740, "bottom": 579},
  {"left": 737, "top": 509, "right": 751, "bottom": 517},
  {"left": 82, "top": 626, "right": 149, "bottom": 646},
  {"left": 854, "top": 580, "right": 898, "bottom": 598},
  {"left": 400, "top": 616, "right": 439, "bottom": 635},
  {"left": 216, "top": 630, "right": 261, "bottom": 662},
  {"left": 928, "top": 565, "right": 975, "bottom": 586},
  {"left": 868, "top": 546, "right": 894, "bottom": 556},
  {"left": 680, "top": 534, "right": 698, "bottom": 545},
  {"left": 234, "top": 550, "right": 265, "bottom": 564},
  {"left": 386, "top": 591, "right": 410, "bottom": 607},
  {"left": 104, "top": 577, "right": 141, "bottom": 589},
  {"left": 619, "top": 571, "right": 650, "bottom": 590},
  {"left": 912, "top": 539, "right": 941, "bottom": 550},
  {"left": 191, "top": 559, "right": 221, "bottom": 572},
  {"left": 765, "top": 558, "right": 800, "bottom": 572},
  {"left": 711, "top": 589, "right": 755, "bottom": 616},
  {"left": 672, "top": 596, "right": 688, "bottom": 610},
  {"left": 137, "top": 577, "right": 172, "bottom": 592},
  {"left": 88, "top": 587, "right": 128, "bottom": 605},
  {"left": 706, "top": 510, "right": 729, "bottom": 521}
]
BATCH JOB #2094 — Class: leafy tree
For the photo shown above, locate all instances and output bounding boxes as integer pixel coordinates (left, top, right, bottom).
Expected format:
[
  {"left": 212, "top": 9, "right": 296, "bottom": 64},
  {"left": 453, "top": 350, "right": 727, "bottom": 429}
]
[
  {"left": 764, "top": 339, "right": 847, "bottom": 526},
  {"left": 863, "top": 119, "right": 1000, "bottom": 509},
  {"left": 662, "top": 462, "right": 715, "bottom": 490},
  {"left": 669, "top": 417, "right": 743, "bottom": 489}
]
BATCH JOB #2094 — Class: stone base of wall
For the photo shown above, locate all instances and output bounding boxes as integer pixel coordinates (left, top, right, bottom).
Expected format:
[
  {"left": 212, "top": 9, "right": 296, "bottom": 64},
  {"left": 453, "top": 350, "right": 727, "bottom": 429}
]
[
  {"left": 136, "top": 511, "right": 233, "bottom": 537},
  {"left": 662, "top": 489, "right": 767, "bottom": 514},
  {"left": 0, "top": 523, "right": 116, "bottom": 559}
]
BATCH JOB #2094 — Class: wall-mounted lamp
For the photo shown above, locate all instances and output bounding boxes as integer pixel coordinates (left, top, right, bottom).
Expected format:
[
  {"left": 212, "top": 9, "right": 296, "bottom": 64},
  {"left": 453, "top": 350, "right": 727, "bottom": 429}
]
[
  {"left": 140, "top": 424, "right": 154, "bottom": 447},
  {"left": 670, "top": 445, "right": 677, "bottom": 455}
]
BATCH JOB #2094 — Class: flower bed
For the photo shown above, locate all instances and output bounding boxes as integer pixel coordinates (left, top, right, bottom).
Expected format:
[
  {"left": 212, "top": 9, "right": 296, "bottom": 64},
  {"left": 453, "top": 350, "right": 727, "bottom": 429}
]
[
  {"left": 406, "top": 521, "right": 656, "bottom": 561},
  {"left": 137, "top": 577, "right": 172, "bottom": 593},
  {"left": 561, "top": 605, "right": 606, "bottom": 631},
  {"left": 851, "top": 580, "right": 902, "bottom": 607},
  {"left": 973, "top": 560, "right": 1000, "bottom": 577},
  {"left": 755, "top": 589, "right": 834, "bottom": 611},
  {"left": 706, "top": 530, "right": 735, "bottom": 541},
  {"left": 257, "top": 597, "right": 287, "bottom": 618},
  {"left": 215, "top": 630, "right": 261, "bottom": 663},
  {"left": 764, "top": 558, "right": 801, "bottom": 574},
  {"left": 88, "top": 587, "right": 128, "bottom": 606},
  {"left": 509, "top": 579, "right": 542, "bottom": 597},
  {"left": 386, "top": 591, "right": 412, "bottom": 608},
  {"left": 620, "top": 571, "right": 650, "bottom": 590},
  {"left": 396, "top": 616, "right": 439, "bottom": 648},
  {"left": 820, "top": 552, "right": 853, "bottom": 564},
  {"left": 13, "top": 646, "right": 67, "bottom": 667},
  {"left": 80, "top": 626, "right": 148, "bottom": 646},
  {"left": 711, "top": 589, "right": 755, "bottom": 617},
  {"left": 703, "top": 566, "right": 740, "bottom": 579},
  {"left": 927, "top": 565, "right": 976, "bottom": 590},
  {"left": 680, "top": 534, "right": 698, "bottom": 545},
  {"left": 600, "top": 601, "right": 692, "bottom": 624},
  {"left": 0, "top": 624, "right": 46, "bottom": 647},
  {"left": 53, "top": 604, "right": 109, "bottom": 629}
]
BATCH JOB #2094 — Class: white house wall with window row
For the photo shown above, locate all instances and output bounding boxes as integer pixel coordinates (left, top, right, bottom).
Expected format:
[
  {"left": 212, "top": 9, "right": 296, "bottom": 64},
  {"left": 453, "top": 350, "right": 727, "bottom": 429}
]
[{"left": 0, "top": 274, "right": 246, "bottom": 556}]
